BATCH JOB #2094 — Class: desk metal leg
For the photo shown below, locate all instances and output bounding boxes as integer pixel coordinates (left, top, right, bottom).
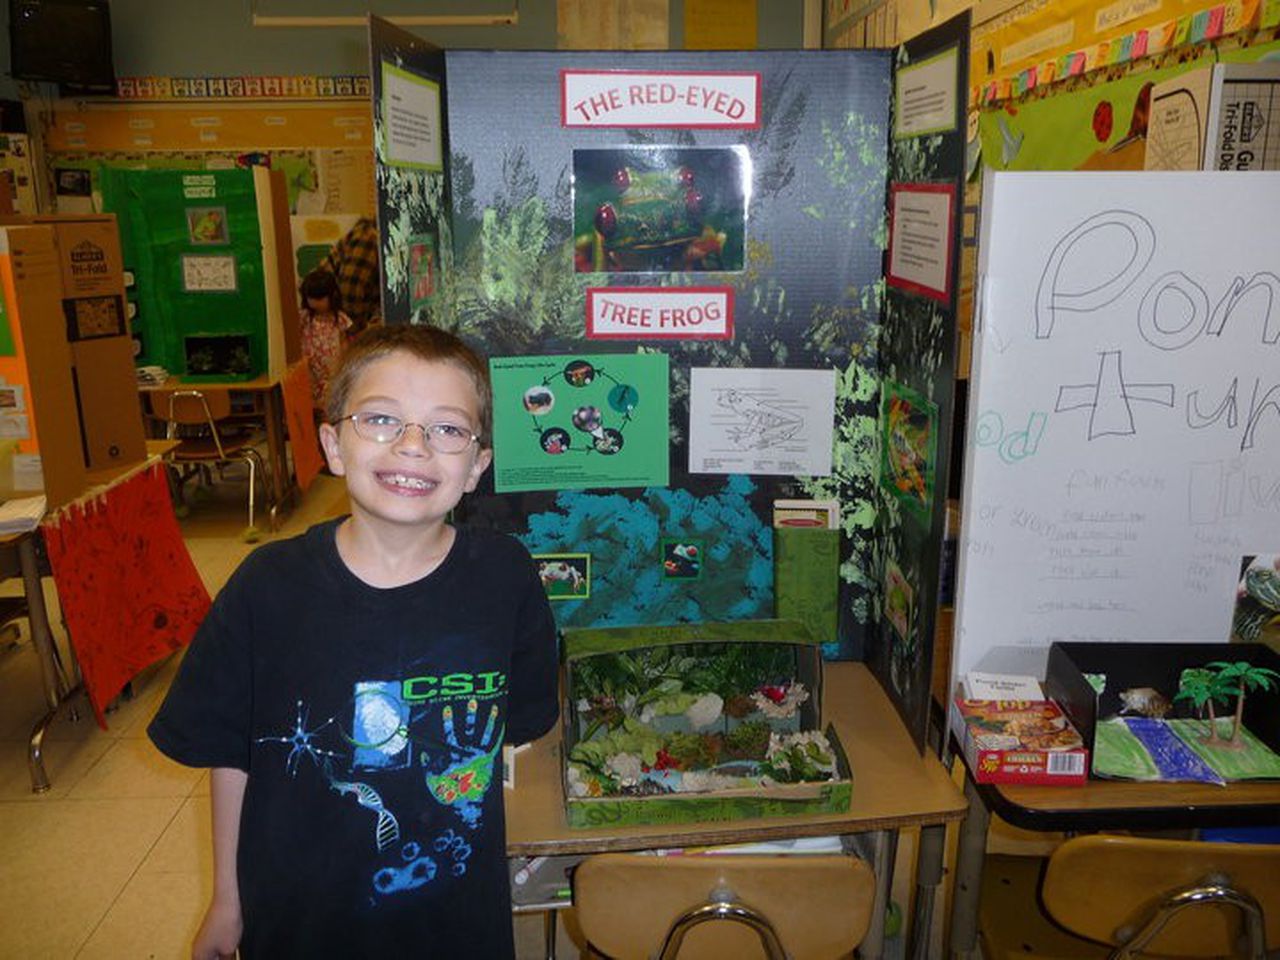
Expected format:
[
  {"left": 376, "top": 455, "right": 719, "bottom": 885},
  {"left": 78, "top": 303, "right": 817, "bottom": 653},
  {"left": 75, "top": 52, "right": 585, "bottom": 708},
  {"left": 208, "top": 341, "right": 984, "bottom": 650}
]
[
  {"left": 908, "top": 823, "right": 946, "bottom": 960},
  {"left": 262, "top": 388, "right": 290, "bottom": 526},
  {"left": 542, "top": 909, "right": 557, "bottom": 960},
  {"left": 21, "top": 534, "right": 66, "bottom": 793},
  {"left": 858, "top": 828, "right": 898, "bottom": 960},
  {"left": 949, "top": 775, "right": 990, "bottom": 959}
]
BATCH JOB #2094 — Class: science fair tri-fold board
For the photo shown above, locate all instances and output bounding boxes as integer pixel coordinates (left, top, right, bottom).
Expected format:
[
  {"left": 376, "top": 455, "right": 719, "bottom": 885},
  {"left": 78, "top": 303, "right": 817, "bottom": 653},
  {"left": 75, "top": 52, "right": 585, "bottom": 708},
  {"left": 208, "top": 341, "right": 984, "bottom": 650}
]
[{"left": 369, "top": 16, "right": 969, "bottom": 749}]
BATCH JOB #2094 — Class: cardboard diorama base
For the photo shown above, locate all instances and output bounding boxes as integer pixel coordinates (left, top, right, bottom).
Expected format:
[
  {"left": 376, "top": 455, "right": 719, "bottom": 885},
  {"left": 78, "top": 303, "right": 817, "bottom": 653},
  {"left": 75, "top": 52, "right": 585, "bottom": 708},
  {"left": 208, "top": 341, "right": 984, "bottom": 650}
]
[
  {"left": 561, "top": 620, "right": 852, "bottom": 829},
  {"left": 563, "top": 725, "right": 853, "bottom": 829},
  {"left": 1044, "top": 641, "right": 1280, "bottom": 782}
]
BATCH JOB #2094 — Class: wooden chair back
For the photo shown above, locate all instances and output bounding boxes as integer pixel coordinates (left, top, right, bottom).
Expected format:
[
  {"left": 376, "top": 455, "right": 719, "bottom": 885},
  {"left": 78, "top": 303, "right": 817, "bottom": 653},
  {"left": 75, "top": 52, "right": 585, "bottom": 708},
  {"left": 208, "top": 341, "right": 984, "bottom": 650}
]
[
  {"left": 571, "top": 852, "right": 875, "bottom": 960},
  {"left": 1041, "top": 834, "right": 1279, "bottom": 958}
]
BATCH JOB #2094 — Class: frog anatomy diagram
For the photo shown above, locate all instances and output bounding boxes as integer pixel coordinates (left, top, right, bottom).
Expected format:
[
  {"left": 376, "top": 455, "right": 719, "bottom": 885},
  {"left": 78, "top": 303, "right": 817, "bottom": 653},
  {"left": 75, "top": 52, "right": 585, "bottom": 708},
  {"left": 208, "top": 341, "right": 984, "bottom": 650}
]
[
  {"left": 521, "top": 359, "right": 641, "bottom": 457},
  {"left": 716, "top": 388, "right": 803, "bottom": 449}
]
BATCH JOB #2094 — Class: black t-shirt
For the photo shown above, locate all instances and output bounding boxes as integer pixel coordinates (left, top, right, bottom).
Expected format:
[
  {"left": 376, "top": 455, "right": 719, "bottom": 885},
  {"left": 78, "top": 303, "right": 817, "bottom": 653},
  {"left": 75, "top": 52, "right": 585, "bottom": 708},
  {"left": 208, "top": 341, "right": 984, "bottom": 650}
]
[{"left": 149, "top": 520, "right": 559, "bottom": 958}]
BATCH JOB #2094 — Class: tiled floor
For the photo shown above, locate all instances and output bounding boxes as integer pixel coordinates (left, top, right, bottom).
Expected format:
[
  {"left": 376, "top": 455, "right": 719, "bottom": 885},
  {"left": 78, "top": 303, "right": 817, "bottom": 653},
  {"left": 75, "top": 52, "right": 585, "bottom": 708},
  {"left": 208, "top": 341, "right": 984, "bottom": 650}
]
[{"left": 0, "top": 473, "right": 576, "bottom": 957}]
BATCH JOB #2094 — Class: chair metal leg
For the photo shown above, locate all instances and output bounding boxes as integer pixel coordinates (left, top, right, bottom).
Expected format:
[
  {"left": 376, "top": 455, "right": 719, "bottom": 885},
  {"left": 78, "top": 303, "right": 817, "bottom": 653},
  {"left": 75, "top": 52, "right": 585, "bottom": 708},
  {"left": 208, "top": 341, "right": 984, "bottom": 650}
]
[{"left": 244, "top": 453, "right": 256, "bottom": 532}]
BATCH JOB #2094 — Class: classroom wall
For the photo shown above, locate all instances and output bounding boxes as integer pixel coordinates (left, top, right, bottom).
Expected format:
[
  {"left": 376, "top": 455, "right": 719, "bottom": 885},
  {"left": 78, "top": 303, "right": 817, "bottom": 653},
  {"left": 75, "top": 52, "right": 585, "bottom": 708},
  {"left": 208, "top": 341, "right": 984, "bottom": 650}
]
[{"left": 0, "top": 1, "right": 806, "bottom": 100}]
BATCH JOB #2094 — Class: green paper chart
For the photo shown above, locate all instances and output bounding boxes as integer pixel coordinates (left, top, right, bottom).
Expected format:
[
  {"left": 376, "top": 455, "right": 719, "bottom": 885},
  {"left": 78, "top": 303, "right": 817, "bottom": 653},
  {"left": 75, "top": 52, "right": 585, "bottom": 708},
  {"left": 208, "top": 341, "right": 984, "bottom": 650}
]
[{"left": 490, "top": 353, "right": 669, "bottom": 494}]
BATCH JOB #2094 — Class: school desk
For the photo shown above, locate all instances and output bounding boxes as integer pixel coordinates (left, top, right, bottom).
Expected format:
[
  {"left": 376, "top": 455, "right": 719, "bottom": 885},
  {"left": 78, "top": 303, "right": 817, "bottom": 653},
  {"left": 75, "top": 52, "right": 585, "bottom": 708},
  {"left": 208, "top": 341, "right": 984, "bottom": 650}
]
[
  {"left": 947, "top": 749, "right": 1280, "bottom": 959},
  {"left": 138, "top": 365, "right": 300, "bottom": 519},
  {"left": 504, "top": 661, "right": 968, "bottom": 960}
]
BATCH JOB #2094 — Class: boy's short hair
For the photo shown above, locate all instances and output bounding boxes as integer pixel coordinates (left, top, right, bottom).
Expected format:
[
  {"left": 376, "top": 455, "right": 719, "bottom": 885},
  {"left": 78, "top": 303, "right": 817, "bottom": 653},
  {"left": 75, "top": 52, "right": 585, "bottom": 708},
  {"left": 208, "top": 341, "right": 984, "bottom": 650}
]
[{"left": 325, "top": 325, "right": 493, "bottom": 446}]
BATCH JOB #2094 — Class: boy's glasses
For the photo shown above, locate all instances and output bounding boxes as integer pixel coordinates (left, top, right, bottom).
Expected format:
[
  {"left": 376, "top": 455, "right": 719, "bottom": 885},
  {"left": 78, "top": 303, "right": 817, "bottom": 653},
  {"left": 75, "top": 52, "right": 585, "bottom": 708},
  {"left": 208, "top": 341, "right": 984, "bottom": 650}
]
[{"left": 338, "top": 412, "right": 479, "bottom": 454}]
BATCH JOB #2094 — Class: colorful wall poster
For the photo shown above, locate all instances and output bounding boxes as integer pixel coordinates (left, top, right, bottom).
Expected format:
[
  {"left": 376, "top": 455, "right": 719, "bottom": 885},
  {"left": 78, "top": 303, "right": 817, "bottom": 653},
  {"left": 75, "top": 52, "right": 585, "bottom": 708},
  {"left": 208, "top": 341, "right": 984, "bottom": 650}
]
[
  {"left": 688, "top": 367, "right": 837, "bottom": 477},
  {"left": 490, "top": 353, "right": 670, "bottom": 493},
  {"left": 884, "top": 557, "right": 914, "bottom": 642},
  {"left": 880, "top": 379, "right": 938, "bottom": 515}
]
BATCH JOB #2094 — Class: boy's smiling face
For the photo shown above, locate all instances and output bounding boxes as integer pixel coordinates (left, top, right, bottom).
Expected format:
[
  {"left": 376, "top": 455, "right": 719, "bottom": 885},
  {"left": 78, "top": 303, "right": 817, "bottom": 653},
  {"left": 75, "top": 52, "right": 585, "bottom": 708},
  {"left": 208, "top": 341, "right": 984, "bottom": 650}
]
[{"left": 318, "top": 352, "right": 492, "bottom": 534}]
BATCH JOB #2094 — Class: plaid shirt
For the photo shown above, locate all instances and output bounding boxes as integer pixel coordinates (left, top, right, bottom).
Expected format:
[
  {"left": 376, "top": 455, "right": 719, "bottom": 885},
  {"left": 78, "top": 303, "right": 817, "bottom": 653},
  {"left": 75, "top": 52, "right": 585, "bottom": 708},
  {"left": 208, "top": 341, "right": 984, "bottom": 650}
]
[{"left": 323, "top": 217, "right": 381, "bottom": 330}]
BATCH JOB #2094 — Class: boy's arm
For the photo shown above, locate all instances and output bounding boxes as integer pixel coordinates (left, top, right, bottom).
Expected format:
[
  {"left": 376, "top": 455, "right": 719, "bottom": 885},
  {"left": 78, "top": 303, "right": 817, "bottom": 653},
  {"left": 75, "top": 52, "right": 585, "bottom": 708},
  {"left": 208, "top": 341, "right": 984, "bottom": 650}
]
[{"left": 193, "top": 767, "right": 247, "bottom": 960}]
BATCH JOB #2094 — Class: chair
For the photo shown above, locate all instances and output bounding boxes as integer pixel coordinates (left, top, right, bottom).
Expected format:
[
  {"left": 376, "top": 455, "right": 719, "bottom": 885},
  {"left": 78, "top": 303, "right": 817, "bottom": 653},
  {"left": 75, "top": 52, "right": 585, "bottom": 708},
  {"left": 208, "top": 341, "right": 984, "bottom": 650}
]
[
  {"left": 980, "top": 835, "right": 1279, "bottom": 959},
  {"left": 571, "top": 852, "right": 876, "bottom": 960},
  {"left": 148, "top": 388, "right": 273, "bottom": 541}
]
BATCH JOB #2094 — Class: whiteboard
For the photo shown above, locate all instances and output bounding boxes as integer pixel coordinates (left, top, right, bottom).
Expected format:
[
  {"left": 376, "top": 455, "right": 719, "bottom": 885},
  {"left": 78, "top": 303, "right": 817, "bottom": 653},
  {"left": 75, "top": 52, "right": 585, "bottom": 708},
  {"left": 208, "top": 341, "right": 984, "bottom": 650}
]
[{"left": 953, "top": 171, "right": 1280, "bottom": 685}]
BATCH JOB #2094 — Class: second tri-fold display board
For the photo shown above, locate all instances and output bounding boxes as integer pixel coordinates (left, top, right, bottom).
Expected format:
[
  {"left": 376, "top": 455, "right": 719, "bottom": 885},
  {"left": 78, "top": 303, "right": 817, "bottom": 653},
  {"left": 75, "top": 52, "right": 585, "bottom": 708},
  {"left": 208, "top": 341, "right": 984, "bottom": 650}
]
[{"left": 370, "top": 16, "right": 969, "bottom": 748}]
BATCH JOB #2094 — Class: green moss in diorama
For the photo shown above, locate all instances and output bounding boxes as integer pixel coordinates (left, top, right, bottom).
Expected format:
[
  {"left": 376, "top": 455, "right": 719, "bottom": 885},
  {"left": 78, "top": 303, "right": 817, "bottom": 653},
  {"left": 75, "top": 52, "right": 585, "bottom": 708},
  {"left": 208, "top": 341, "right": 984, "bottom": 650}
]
[{"left": 561, "top": 620, "right": 852, "bottom": 827}]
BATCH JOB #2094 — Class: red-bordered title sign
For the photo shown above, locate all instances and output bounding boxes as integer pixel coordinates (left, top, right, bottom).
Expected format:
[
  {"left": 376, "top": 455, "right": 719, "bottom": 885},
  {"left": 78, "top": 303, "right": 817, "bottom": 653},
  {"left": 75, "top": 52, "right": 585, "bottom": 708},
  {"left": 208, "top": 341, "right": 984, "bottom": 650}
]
[
  {"left": 586, "top": 287, "right": 734, "bottom": 340},
  {"left": 561, "top": 71, "right": 761, "bottom": 129}
]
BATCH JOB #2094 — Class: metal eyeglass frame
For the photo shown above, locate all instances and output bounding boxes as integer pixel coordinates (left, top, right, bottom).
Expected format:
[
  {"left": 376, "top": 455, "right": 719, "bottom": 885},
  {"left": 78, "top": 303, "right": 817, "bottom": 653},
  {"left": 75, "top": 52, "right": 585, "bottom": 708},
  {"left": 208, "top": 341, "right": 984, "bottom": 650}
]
[{"left": 336, "top": 413, "right": 480, "bottom": 454}]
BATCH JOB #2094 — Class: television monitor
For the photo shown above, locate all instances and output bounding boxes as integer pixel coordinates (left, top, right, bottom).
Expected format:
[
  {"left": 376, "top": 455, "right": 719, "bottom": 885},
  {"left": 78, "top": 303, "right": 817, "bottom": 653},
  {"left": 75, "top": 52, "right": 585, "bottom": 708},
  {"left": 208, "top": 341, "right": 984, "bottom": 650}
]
[{"left": 9, "top": 0, "right": 115, "bottom": 93}]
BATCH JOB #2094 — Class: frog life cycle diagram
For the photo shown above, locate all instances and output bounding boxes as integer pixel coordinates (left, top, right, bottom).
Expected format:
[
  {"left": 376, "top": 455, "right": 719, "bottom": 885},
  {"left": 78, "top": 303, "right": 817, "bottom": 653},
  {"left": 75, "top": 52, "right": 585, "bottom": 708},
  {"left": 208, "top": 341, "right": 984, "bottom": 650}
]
[{"left": 490, "top": 353, "right": 670, "bottom": 494}]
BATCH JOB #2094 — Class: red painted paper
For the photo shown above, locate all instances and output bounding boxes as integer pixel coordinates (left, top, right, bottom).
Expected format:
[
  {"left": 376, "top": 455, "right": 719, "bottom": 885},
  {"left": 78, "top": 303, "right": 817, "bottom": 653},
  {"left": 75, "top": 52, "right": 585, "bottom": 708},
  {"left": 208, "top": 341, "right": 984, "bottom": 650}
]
[{"left": 42, "top": 464, "right": 211, "bottom": 728}]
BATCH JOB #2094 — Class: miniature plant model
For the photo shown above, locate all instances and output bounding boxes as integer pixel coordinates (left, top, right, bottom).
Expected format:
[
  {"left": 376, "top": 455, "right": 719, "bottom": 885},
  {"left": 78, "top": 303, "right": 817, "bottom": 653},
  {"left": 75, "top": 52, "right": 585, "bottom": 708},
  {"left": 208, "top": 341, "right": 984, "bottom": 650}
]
[
  {"left": 1174, "top": 667, "right": 1232, "bottom": 744},
  {"left": 1207, "top": 660, "right": 1280, "bottom": 747},
  {"left": 565, "top": 638, "right": 841, "bottom": 801}
]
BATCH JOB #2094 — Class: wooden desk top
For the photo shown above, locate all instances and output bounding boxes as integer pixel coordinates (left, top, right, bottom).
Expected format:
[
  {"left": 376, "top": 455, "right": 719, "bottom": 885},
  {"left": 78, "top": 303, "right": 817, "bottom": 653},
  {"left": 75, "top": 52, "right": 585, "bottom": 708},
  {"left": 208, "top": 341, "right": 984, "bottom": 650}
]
[
  {"left": 504, "top": 661, "right": 967, "bottom": 856},
  {"left": 137, "top": 365, "right": 297, "bottom": 393},
  {"left": 981, "top": 773, "right": 1280, "bottom": 832}
]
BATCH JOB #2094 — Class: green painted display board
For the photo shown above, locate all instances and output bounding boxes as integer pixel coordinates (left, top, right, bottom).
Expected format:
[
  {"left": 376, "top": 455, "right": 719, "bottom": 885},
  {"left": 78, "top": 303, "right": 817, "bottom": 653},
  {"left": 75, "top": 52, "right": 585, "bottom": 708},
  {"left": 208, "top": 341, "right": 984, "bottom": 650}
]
[{"left": 101, "top": 168, "right": 268, "bottom": 378}]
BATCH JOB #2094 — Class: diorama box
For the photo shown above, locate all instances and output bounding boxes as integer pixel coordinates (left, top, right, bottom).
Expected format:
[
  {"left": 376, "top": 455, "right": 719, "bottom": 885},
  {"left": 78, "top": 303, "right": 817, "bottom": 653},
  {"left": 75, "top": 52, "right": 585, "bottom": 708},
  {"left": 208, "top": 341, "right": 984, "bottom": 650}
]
[
  {"left": 1044, "top": 642, "right": 1280, "bottom": 769},
  {"left": 561, "top": 619, "right": 852, "bottom": 829}
]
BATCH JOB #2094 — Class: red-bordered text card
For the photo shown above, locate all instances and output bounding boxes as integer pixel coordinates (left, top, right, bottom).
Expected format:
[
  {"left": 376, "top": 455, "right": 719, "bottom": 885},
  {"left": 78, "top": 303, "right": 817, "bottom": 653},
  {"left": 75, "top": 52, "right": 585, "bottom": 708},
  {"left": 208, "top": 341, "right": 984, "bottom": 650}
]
[
  {"left": 586, "top": 287, "right": 734, "bottom": 341},
  {"left": 561, "top": 71, "right": 761, "bottom": 129},
  {"left": 885, "top": 182, "right": 957, "bottom": 304}
]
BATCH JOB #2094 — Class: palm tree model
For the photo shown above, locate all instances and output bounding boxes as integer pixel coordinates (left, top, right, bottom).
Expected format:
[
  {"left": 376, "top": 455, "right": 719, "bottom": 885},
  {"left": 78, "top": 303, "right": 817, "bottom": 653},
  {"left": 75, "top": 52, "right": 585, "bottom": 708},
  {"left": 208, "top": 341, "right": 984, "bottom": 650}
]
[
  {"left": 1174, "top": 667, "right": 1231, "bottom": 744},
  {"left": 1205, "top": 661, "right": 1280, "bottom": 747}
]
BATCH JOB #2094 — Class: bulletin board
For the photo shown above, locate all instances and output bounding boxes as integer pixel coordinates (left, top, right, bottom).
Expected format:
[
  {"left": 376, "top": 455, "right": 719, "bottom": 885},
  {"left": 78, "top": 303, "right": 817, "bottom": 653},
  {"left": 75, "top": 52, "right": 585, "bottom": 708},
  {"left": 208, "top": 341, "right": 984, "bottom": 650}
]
[
  {"left": 101, "top": 168, "right": 269, "bottom": 375},
  {"left": 41, "top": 97, "right": 376, "bottom": 218}
]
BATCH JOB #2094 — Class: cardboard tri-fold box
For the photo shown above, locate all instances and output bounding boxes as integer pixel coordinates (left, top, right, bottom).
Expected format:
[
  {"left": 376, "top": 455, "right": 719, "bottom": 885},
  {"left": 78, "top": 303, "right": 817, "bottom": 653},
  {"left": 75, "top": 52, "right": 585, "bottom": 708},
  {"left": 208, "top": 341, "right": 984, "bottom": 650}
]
[{"left": 0, "top": 214, "right": 145, "bottom": 506}]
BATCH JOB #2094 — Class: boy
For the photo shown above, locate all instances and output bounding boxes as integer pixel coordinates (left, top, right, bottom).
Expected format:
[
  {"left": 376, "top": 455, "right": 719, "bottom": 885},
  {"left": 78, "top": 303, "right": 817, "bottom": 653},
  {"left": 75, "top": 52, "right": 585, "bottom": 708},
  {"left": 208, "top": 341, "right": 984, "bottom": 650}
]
[{"left": 149, "top": 326, "right": 559, "bottom": 959}]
